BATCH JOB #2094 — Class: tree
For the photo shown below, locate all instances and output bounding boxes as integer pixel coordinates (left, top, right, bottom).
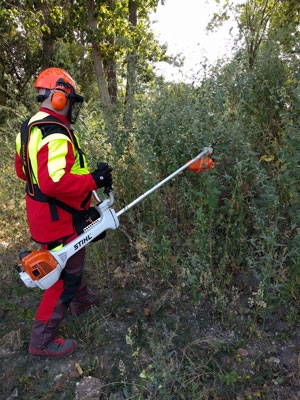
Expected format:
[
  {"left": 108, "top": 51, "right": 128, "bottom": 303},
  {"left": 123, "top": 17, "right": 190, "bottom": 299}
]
[
  {"left": 0, "top": 0, "right": 42, "bottom": 106},
  {"left": 83, "top": 0, "right": 166, "bottom": 106},
  {"left": 0, "top": 0, "right": 168, "bottom": 127},
  {"left": 239, "top": 0, "right": 271, "bottom": 69},
  {"left": 85, "top": 0, "right": 112, "bottom": 107},
  {"left": 208, "top": 0, "right": 300, "bottom": 69}
]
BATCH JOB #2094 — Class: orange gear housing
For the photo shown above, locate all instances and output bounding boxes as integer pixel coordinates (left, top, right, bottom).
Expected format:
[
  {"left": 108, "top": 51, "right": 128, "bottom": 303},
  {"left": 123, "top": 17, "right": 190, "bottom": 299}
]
[{"left": 187, "top": 156, "right": 215, "bottom": 174}]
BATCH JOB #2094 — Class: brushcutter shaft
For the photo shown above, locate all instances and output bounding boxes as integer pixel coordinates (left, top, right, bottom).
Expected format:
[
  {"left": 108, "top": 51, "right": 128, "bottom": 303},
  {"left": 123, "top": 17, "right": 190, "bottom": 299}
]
[{"left": 116, "top": 146, "right": 213, "bottom": 217}]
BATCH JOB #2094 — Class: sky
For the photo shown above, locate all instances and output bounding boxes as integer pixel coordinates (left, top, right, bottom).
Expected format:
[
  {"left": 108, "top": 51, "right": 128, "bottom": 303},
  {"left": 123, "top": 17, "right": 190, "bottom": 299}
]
[{"left": 151, "top": 0, "right": 240, "bottom": 83}]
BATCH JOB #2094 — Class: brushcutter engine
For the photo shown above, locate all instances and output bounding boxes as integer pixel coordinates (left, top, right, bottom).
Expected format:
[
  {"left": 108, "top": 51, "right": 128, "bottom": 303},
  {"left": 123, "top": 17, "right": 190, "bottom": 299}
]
[{"left": 16, "top": 250, "right": 62, "bottom": 289}]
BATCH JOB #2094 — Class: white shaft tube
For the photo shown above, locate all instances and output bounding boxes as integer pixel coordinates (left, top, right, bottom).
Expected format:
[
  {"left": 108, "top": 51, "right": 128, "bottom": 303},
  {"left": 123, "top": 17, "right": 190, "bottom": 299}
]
[{"left": 117, "top": 146, "right": 213, "bottom": 217}]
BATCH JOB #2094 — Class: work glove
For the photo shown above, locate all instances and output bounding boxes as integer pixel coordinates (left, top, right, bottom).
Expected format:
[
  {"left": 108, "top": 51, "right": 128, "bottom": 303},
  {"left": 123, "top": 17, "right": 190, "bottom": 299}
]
[{"left": 91, "top": 162, "right": 113, "bottom": 190}]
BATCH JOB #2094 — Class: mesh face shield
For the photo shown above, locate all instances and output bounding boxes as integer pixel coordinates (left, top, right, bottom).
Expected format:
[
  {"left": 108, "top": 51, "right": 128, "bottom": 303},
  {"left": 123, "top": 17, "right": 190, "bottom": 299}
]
[{"left": 68, "top": 93, "right": 84, "bottom": 124}]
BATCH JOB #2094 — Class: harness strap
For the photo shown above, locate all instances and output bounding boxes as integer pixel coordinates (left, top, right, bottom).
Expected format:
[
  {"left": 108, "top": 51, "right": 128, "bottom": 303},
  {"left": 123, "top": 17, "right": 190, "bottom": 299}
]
[
  {"left": 29, "top": 183, "right": 78, "bottom": 221},
  {"left": 20, "top": 118, "right": 34, "bottom": 196}
]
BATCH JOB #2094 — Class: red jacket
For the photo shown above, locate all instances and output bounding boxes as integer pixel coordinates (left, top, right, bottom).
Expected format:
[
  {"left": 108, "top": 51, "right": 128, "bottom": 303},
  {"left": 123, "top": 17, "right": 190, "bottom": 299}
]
[{"left": 15, "top": 108, "right": 97, "bottom": 244}]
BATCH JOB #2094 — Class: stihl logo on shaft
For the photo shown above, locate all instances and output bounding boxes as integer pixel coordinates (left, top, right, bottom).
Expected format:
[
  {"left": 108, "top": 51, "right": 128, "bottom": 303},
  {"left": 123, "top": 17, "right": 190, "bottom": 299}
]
[{"left": 74, "top": 235, "right": 93, "bottom": 251}]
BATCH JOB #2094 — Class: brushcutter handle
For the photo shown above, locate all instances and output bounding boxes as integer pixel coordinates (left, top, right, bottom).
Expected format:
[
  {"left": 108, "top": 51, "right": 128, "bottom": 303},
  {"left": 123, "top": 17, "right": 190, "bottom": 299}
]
[
  {"left": 104, "top": 185, "right": 113, "bottom": 196},
  {"left": 92, "top": 189, "right": 114, "bottom": 207}
]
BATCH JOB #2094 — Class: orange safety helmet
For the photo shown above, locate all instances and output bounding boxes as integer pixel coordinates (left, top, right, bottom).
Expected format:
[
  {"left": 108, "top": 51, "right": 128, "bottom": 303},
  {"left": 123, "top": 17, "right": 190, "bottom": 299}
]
[
  {"left": 34, "top": 67, "right": 84, "bottom": 122},
  {"left": 34, "top": 67, "right": 77, "bottom": 92}
]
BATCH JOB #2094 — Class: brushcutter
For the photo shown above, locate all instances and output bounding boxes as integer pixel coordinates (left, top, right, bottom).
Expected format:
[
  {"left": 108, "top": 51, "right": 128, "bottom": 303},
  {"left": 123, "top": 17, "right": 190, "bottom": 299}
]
[{"left": 15, "top": 146, "right": 214, "bottom": 290}]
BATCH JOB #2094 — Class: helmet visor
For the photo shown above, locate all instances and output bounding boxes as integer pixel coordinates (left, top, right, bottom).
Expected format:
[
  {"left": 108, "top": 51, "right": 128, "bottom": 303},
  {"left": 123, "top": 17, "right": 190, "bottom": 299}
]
[{"left": 68, "top": 93, "right": 84, "bottom": 124}]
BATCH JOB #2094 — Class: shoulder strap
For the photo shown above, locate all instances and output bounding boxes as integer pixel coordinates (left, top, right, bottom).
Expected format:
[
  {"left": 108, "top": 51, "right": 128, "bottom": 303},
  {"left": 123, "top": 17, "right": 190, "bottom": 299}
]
[{"left": 20, "top": 118, "right": 34, "bottom": 196}]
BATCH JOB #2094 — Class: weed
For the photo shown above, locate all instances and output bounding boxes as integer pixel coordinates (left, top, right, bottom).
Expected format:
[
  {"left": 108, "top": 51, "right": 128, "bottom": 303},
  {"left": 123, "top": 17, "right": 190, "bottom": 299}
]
[{"left": 218, "top": 369, "right": 239, "bottom": 386}]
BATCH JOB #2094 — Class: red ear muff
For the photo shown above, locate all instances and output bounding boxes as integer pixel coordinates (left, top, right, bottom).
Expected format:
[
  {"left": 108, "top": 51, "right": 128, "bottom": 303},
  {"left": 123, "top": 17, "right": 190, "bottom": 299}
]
[{"left": 51, "top": 90, "right": 68, "bottom": 111}]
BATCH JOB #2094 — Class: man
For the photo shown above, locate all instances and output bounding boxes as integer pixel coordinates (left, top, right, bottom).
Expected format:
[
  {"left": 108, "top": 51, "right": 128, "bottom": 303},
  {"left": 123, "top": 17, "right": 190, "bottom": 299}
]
[{"left": 15, "top": 67, "right": 113, "bottom": 358}]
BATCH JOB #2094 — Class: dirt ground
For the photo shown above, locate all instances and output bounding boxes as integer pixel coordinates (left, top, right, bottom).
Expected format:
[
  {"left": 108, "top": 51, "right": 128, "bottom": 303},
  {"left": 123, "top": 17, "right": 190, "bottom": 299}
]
[{"left": 1, "top": 248, "right": 300, "bottom": 399}]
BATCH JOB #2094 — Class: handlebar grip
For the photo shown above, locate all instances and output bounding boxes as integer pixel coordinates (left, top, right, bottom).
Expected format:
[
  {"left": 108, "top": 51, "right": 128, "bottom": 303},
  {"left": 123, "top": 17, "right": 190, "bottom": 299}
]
[
  {"left": 104, "top": 185, "right": 112, "bottom": 195},
  {"left": 97, "top": 161, "right": 108, "bottom": 169}
]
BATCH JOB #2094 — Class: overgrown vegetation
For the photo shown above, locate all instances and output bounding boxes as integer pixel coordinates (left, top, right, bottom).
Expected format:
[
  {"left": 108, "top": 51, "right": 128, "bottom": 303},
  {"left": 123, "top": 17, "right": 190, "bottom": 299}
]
[{"left": 1, "top": 0, "right": 300, "bottom": 399}]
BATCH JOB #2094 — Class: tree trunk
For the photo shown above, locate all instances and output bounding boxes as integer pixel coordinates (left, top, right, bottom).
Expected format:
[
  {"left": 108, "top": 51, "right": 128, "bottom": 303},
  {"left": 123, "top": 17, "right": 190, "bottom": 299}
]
[
  {"left": 124, "top": 0, "right": 137, "bottom": 128},
  {"left": 106, "top": 0, "right": 118, "bottom": 104},
  {"left": 106, "top": 38, "right": 118, "bottom": 104},
  {"left": 33, "top": 0, "right": 55, "bottom": 68},
  {"left": 86, "top": 0, "right": 111, "bottom": 107}
]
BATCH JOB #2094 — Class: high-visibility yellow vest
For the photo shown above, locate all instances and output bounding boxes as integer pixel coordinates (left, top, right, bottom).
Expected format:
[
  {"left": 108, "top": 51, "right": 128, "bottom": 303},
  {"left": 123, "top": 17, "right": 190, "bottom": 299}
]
[{"left": 16, "top": 111, "right": 90, "bottom": 220}]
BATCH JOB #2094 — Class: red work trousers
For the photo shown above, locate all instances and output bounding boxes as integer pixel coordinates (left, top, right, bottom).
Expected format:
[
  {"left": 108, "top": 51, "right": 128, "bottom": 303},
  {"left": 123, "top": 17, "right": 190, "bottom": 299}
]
[{"left": 29, "top": 247, "right": 86, "bottom": 349}]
